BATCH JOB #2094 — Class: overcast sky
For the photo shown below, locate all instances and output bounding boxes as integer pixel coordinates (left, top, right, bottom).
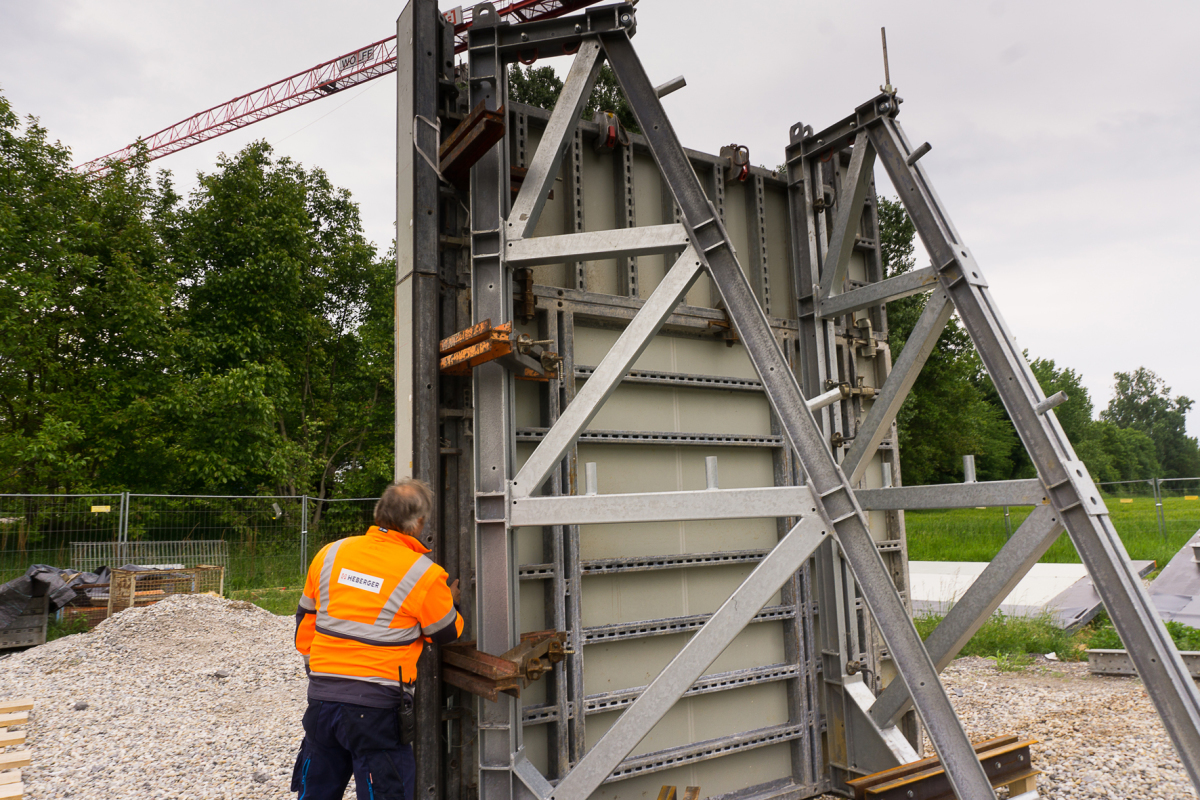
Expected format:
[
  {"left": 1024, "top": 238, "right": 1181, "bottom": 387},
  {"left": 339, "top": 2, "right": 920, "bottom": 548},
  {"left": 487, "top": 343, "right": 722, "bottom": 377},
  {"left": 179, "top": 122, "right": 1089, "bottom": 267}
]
[{"left": 2, "top": 1, "right": 1198, "bottom": 437}]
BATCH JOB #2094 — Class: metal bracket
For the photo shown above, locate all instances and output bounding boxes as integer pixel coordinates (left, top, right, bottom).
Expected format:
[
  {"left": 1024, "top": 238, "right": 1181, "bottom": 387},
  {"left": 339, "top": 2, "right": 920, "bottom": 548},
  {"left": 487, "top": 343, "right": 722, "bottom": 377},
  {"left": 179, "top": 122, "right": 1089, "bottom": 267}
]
[
  {"left": 439, "top": 319, "right": 558, "bottom": 380},
  {"left": 1054, "top": 460, "right": 1110, "bottom": 516},
  {"left": 442, "top": 630, "right": 568, "bottom": 701}
]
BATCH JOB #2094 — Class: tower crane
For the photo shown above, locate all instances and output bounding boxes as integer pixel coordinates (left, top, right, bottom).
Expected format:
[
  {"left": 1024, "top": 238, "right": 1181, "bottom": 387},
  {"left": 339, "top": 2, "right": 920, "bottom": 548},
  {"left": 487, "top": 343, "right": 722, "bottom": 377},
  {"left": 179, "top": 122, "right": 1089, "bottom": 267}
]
[{"left": 76, "top": 0, "right": 604, "bottom": 173}]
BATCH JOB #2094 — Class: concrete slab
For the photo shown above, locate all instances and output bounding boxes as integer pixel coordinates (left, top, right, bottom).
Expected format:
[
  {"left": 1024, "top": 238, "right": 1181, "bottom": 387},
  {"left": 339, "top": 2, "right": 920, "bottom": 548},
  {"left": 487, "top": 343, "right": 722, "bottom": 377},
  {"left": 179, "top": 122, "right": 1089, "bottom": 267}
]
[
  {"left": 909, "top": 560, "right": 1156, "bottom": 629},
  {"left": 1149, "top": 530, "right": 1200, "bottom": 628}
]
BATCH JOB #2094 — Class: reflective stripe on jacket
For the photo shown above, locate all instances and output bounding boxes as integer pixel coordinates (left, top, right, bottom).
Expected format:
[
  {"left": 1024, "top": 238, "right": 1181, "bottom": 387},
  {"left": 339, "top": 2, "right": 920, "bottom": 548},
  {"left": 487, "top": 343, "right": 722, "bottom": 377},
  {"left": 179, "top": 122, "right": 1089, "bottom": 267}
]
[{"left": 295, "top": 525, "right": 464, "bottom": 706}]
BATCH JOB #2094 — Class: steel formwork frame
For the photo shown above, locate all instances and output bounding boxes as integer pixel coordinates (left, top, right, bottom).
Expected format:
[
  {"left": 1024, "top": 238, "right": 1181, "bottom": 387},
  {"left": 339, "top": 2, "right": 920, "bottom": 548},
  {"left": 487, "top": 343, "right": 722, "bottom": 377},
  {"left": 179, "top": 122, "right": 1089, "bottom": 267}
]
[{"left": 397, "top": 3, "right": 1200, "bottom": 800}]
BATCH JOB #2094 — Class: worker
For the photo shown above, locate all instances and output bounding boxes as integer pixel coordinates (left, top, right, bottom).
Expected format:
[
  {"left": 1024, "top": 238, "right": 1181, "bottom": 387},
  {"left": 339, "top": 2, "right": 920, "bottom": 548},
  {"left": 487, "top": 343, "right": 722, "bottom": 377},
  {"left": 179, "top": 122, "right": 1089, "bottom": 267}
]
[{"left": 292, "top": 479, "right": 464, "bottom": 800}]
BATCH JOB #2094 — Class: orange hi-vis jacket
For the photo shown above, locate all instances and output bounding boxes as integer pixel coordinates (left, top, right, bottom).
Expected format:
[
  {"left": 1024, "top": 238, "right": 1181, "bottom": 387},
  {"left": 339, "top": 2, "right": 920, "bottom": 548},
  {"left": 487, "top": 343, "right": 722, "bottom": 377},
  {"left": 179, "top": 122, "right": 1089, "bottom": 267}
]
[{"left": 295, "top": 526, "right": 464, "bottom": 708}]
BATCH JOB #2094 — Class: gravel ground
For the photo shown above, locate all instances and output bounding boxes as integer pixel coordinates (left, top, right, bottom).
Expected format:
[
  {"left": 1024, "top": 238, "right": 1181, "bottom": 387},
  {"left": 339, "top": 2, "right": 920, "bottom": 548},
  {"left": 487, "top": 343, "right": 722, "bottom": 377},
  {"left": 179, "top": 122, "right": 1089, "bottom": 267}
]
[
  {"left": 0, "top": 594, "right": 334, "bottom": 800},
  {"left": 928, "top": 656, "right": 1198, "bottom": 800},
  {"left": 0, "top": 594, "right": 1196, "bottom": 799}
]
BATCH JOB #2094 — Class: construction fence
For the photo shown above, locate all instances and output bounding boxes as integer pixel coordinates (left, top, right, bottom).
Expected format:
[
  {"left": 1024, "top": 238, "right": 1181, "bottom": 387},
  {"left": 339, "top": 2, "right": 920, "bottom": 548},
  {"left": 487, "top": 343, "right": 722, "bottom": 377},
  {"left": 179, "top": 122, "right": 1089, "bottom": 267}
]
[{"left": 0, "top": 494, "right": 378, "bottom": 590}]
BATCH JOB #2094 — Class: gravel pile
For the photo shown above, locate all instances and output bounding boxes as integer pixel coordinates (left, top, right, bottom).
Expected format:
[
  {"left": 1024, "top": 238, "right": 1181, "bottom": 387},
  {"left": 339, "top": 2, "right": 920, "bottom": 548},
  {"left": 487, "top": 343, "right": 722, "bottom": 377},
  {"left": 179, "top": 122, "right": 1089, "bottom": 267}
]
[
  {"left": 0, "top": 593, "right": 335, "bottom": 799},
  {"left": 1, "top": 595, "right": 1196, "bottom": 799}
]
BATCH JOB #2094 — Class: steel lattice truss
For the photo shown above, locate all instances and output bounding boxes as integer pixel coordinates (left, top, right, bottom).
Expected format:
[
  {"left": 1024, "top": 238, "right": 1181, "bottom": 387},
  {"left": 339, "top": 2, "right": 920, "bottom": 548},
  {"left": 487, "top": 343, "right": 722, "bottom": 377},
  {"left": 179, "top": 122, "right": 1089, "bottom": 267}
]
[
  {"left": 75, "top": 0, "right": 602, "bottom": 174},
  {"left": 421, "top": 3, "right": 1200, "bottom": 800}
]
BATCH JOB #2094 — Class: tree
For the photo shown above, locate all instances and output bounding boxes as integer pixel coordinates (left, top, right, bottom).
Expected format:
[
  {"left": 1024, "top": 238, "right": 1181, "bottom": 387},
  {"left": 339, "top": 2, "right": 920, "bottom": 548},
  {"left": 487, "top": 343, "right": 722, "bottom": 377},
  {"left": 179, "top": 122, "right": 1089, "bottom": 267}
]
[
  {"left": 1101, "top": 367, "right": 1200, "bottom": 478},
  {"left": 168, "top": 142, "right": 393, "bottom": 499},
  {"left": 978, "top": 356, "right": 1097, "bottom": 481},
  {"left": 508, "top": 63, "right": 639, "bottom": 132},
  {"left": 0, "top": 91, "right": 180, "bottom": 493},
  {"left": 878, "top": 197, "right": 1018, "bottom": 485},
  {"left": 507, "top": 64, "right": 563, "bottom": 112}
]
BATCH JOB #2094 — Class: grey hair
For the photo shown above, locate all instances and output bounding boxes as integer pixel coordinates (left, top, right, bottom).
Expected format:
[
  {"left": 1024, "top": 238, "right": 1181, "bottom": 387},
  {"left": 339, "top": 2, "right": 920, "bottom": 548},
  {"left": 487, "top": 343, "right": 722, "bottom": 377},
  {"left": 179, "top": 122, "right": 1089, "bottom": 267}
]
[{"left": 374, "top": 479, "right": 433, "bottom": 533}]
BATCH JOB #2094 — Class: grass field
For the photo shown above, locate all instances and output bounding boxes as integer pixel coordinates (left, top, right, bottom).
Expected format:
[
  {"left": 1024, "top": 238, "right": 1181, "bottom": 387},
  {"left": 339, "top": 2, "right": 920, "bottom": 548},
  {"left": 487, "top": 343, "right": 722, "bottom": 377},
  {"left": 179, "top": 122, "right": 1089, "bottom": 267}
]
[
  {"left": 229, "top": 585, "right": 304, "bottom": 615},
  {"left": 906, "top": 496, "right": 1200, "bottom": 568}
]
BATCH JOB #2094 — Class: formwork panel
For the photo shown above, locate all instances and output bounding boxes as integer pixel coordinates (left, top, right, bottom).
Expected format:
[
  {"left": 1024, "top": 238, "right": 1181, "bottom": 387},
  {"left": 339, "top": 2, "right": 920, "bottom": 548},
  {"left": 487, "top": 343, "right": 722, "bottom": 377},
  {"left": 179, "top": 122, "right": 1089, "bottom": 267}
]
[
  {"left": 438, "top": 88, "right": 911, "bottom": 798},
  {"left": 573, "top": 329, "right": 760, "bottom": 379},
  {"left": 632, "top": 151, "right": 668, "bottom": 296},
  {"left": 763, "top": 183, "right": 794, "bottom": 315}
]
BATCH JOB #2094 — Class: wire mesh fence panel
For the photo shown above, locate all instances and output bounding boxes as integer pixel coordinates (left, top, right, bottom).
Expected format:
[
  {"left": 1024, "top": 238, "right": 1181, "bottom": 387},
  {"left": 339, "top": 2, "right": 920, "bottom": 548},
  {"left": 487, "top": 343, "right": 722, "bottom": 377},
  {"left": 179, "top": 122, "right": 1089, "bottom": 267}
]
[
  {"left": 72, "top": 540, "right": 231, "bottom": 573},
  {"left": 1097, "top": 479, "right": 1158, "bottom": 498},
  {"left": 1159, "top": 478, "right": 1200, "bottom": 548},
  {"left": 0, "top": 494, "right": 124, "bottom": 584},
  {"left": 306, "top": 498, "right": 377, "bottom": 568},
  {"left": 126, "top": 495, "right": 305, "bottom": 591}
]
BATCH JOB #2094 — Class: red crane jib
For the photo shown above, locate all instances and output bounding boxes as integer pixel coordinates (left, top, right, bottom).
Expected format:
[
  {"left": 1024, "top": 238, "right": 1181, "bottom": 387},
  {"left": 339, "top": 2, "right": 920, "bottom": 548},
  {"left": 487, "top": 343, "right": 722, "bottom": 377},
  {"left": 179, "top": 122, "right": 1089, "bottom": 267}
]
[{"left": 77, "top": 0, "right": 603, "bottom": 174}]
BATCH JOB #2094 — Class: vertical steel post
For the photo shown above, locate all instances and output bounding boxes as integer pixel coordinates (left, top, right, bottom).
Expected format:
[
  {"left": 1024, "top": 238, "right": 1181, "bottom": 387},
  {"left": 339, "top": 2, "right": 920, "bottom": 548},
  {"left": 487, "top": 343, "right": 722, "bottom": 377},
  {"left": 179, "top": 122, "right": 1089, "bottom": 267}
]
[
  {"left": 398, "top": 2, "right": 449, "bottom": 798},
  {"left": 468, "top": 7, "right": 520, "bottom": 800}
]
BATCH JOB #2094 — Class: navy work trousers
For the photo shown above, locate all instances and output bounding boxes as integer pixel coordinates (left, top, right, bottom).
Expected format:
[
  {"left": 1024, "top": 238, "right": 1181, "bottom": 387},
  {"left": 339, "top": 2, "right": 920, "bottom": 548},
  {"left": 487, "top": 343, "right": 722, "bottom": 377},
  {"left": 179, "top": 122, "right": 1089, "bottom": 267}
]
[{"left": 292, "top": 700, "right": 415, "bottom": 800}]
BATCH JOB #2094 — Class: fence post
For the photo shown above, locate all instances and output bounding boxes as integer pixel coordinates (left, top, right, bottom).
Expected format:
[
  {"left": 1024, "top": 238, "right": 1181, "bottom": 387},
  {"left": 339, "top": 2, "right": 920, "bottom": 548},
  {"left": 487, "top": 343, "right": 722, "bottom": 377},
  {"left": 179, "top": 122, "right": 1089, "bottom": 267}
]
[
  {"left": 1154, "top": 478, "right": 1167, "bottom": 543},
  {"left": 118, "top": 492, "right": 129, "bottom": 564},
  {"left": 301, "top": 495, "right": 309, "bottom": 575}
]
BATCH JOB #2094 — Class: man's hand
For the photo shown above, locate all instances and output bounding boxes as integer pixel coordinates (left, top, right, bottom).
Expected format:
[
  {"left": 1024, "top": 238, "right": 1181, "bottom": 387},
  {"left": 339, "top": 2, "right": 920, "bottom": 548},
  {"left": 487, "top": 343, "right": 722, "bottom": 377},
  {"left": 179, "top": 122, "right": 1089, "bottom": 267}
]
[{"left": 449, "top": 578, "right": 461, "bottom": 605}]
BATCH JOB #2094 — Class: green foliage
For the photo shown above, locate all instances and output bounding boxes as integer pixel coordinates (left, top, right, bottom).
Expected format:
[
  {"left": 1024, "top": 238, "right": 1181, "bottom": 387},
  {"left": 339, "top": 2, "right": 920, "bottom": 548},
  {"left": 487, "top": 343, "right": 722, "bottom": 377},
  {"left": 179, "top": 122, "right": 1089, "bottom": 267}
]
[
  {"left": 987, "top": 651, "right": 1035, "bottom": 672},
  {"left": 906, "top": 497, "right": 1200, "bottom": 568},
  {"left": 0, "top": 94, "right": 180, "bottom": 493},
  {"left": 507, "top": 64, "right": 563, "bottom": 112},
  {"left": 583, "top": 66, "right": 639, "bottom": 133},
  {"left": 0, "top": 89, "right": 394, "bottom": 501},
  {"left": 169, "top": 142, "right": 393, "bottom": 498},
  {"left": 47, "top": 612, "right": 90, "bottom": 641},
  {"left": 508, "top": 63, "right": 640, "bottom": 133},
  {"left": 1101, "top": 367, "right": 1200, "bottom": 479},
  {"left": 879, "top": 197, "right": 1018, "bottom": 485},
  {"left": 229, "top": 586, "right": 304, "bottom": 616},
  {"left": 914, "top": 609, "right": 1089, "bottom": 661},
  {"left": 1089, "top": 619, "right": 1200, "bottom": 652},
  {"left": 877, "top": 197, "right": 1198, "bottom": 486}
]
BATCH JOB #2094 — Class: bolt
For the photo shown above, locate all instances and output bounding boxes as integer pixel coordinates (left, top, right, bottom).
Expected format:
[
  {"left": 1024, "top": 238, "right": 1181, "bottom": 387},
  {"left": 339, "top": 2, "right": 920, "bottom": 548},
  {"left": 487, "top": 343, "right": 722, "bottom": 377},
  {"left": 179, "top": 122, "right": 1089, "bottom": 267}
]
[
  {"left": 520, "top": 32, "right": 528, "bottom": 41},
  {"left": 574, "top": 24, "right": 581, "bottom": 32},
  {"left": 621, "top": 13, "right": 631, "bottom": 23}
]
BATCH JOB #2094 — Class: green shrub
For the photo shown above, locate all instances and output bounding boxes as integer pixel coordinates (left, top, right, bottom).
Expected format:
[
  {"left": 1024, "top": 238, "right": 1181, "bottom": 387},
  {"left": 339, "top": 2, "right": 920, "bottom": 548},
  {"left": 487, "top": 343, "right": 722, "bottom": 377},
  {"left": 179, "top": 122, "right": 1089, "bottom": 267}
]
[
  {"left": 46, "top": 613, "right": 90, "bottom": 641},
  {"left": 1089, "top": 619, "right": 1200, "bottom": 651},
  {"left": 915, "top": 610, "right": 1090, "bottom": 661}
]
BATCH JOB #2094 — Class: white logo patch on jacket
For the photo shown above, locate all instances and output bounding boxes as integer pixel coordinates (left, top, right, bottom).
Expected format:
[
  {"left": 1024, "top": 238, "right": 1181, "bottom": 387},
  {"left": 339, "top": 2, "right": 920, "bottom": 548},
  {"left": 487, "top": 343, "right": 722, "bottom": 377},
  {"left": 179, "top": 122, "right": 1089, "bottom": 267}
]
[{"left": 337, "top": 568, "right": 385, "bottom": 594}]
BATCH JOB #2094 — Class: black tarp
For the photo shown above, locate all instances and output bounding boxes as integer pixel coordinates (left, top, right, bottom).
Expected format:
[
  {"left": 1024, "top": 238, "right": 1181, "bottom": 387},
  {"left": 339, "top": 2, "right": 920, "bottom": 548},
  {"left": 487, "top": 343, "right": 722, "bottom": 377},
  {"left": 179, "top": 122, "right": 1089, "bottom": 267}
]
[{"left": 0, "top": 565, "right": 112, "bottom": 629}]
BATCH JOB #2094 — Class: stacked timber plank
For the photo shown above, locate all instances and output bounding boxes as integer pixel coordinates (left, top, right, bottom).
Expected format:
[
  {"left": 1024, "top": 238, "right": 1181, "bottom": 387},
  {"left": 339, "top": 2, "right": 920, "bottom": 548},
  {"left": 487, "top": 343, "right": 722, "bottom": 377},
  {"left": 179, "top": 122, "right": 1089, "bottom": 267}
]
[
  {"left": 846, "top": 735, "right": 1038, "bottom": 800},
  {"left": 0, "top": 699, "right": 33, "bottom": 799}
]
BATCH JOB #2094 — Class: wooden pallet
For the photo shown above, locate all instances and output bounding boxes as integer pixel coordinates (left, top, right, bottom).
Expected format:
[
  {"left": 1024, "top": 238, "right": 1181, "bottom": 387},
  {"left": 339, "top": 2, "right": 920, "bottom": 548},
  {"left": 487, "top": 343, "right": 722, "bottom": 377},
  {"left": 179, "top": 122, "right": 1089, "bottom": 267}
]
[{"left": 0, "top": 699, "right": 33, "bottom": 799}]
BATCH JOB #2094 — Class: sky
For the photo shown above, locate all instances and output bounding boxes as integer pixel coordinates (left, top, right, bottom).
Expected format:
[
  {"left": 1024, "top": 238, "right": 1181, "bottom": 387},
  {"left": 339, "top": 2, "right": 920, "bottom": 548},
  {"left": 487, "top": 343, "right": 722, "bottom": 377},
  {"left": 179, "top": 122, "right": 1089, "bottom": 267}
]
[{"left": 2, "top": 0, "right": 1198, "bottom": 436}]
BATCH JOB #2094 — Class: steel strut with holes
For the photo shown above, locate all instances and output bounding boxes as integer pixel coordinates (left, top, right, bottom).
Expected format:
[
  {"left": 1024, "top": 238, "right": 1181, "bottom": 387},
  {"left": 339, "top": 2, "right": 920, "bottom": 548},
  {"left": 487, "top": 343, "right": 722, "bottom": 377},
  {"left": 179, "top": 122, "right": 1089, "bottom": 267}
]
[{"left": 434, "top": 4, "right": 1200, "bottom": 800}]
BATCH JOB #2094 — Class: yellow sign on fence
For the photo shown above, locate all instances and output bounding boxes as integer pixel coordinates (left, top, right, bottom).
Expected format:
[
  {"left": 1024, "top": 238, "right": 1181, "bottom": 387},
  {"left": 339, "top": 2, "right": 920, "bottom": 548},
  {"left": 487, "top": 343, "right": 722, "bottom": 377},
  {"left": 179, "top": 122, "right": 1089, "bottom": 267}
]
[
  {"left": 1119, "top": 498, "right": 1134, "bottom": 504},
  {"left": 1186, "top": 495, "right": 1199, "bottom": 501},
  {"left": 90, "top": 505, "right": 111, "bottom": 513}
]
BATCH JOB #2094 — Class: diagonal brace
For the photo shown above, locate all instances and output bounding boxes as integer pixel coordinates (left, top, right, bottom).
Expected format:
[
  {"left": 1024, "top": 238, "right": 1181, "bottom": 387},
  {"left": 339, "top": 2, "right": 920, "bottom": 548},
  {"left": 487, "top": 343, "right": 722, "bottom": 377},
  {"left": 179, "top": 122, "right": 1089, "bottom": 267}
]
[
  {"left": 548, "top": 517, "right": 830, "bottom": 800},
  {"left": 600, "top": 30, "right": 997, "bottom": 800},
  {"left": 511, "top": 247, "right": 702, "bottom": 497},
  {"left": 507, "top": 39, "right": 604, "bottom": 240},
  {"left": 842, "top": 293, "right": 953, "bottom": 485},
  {"left": 818, "top": 130, "right": 876, "bottom": 299},
  {"left": 868, "top": 109, "right": 1200, "bottom": 790},
  {"left": 869, "top": 504, "right": 1063, "bottom": 727}
]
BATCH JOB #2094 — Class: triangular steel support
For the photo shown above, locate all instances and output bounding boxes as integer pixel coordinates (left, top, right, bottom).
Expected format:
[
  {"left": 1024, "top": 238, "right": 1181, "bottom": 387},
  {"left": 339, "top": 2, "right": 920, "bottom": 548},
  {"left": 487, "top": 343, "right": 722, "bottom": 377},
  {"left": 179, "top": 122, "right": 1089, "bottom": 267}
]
[{"left": 461, "top": 5, "right": 1200, "bottom": 800}]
